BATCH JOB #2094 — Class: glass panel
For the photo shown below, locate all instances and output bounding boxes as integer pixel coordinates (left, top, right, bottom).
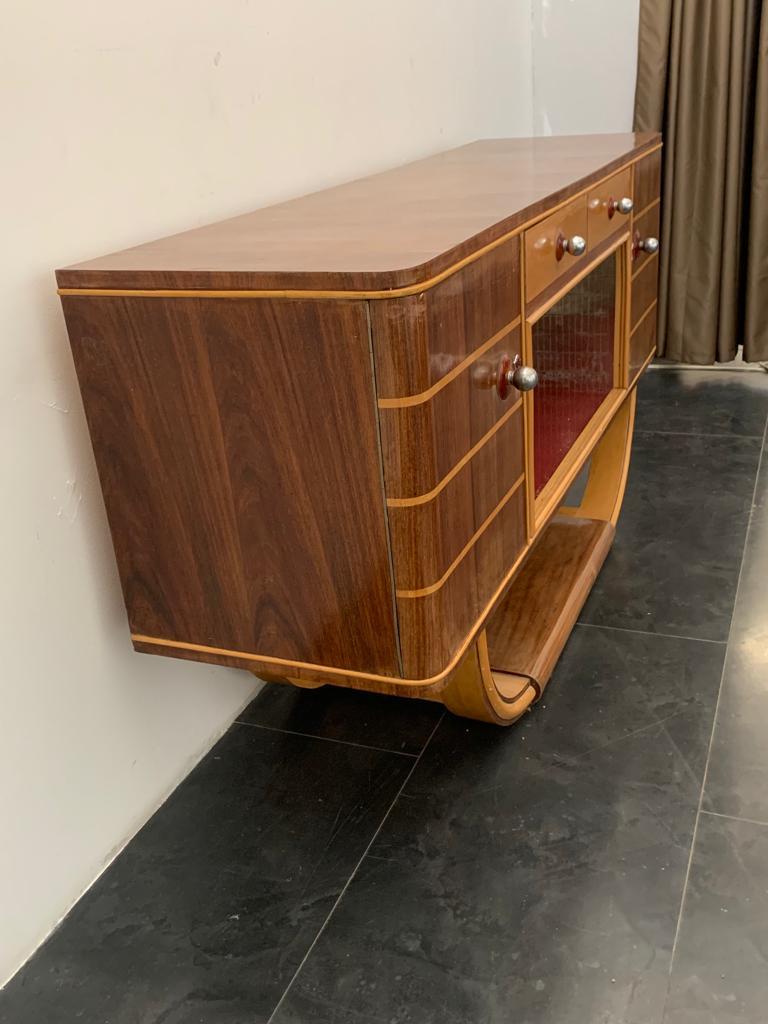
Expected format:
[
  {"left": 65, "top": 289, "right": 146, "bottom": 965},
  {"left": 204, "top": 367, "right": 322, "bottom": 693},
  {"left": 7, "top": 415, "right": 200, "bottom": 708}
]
[{"left": 531, "top": 253, "right": 617, "bottom": 495}]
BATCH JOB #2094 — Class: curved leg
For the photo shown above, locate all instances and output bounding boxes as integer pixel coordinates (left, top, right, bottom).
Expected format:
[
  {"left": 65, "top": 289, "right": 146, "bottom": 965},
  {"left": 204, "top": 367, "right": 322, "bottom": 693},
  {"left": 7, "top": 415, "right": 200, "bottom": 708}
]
[
  {"left": 440, "top": 632, "right": 538, "bottom": 725},
  {"left": 560, "top": 388, "right": 636, "bottom": 525}
]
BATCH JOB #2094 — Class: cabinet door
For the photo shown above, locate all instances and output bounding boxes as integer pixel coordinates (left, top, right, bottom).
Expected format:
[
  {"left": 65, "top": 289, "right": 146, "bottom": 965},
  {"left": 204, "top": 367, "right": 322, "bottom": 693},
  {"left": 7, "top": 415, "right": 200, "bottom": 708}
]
[{"left": 530, "top": 250, "right": 620, "bottom": 498}]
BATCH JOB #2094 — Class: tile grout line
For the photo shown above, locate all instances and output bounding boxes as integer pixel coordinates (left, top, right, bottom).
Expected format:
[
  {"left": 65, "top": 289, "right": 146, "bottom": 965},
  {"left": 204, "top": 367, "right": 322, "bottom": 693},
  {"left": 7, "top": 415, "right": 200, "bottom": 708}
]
[
  {"left": 234, "top": 718, "right": 420, "bottom": 758},
  {"left": 264, "top": 712, "right": 446, "bottom": 1023},
  {"left": 575, "top": 620, "right": 727, "bottom": 646},
  {"left": 666, "top": 411, "right": 768, "bottom": 979},
  {"left": 700, "top": 808, "right": 768, "bottom": 830},
  {"left": 635, "top": 428, "right": 766, "bottom": 440}
]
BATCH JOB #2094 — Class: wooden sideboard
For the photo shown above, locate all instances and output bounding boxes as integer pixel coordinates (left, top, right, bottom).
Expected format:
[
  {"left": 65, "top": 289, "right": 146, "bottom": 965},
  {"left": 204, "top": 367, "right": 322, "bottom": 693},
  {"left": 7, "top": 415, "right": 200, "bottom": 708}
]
[{"left": 58, "top": 133, "right": 662, "bottom": 724}]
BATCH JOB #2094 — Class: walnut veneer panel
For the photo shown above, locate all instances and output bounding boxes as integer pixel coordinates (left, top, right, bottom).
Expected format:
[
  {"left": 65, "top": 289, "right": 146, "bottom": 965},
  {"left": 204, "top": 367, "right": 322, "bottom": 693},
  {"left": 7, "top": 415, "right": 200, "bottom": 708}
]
[
  {"left": 371, "top": 238, "right": 520, "bottom": 399},
  {"left": 525, "top": 196, "right": 588, "bottom": 303},
  {"left": 388, "top": 404, "right": 525, "bottom": 592},
  {"left": 587, "top": 167, "right": 633, "bottom": 248},
  {"left": 634, "top": 148, "right": 662, "bottom": 215},
  {"left": 58, "top": 134, "right": 660, "bottom": 291},
  {"left": 631, "top": 255, "right": 659, "bottom": 326},
  {"left": 397, "top": 485, "right": 527, "bottom": 679},
  {"left": 629, "top": 306, "right": 658, "bottom": 383},
  {"left": 62, "top": 295, "right": 400, "bottom": 675},
  {"left": 632, "top": 202, "right": 661, "bottom": 274},
  {"left": 378, "top": 327, "right": 523, "bottom": 500}
]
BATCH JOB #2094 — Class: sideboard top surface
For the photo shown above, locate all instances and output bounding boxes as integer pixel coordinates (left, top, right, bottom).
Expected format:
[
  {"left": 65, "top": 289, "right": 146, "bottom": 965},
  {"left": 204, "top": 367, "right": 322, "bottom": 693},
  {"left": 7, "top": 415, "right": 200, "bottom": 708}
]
[{"left": 58, "top": 133, "right": 660, "bottom": 292}]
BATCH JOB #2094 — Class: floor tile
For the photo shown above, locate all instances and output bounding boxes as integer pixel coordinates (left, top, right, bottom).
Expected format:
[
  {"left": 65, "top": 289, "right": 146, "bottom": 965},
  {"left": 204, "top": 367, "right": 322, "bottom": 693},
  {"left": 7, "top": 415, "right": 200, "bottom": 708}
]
[
  {"left": 239, "top": 682, "right": 441, "bottom": 755},
  {"left": 637, "top": 370, "right": 768, "bottom": 438},
  {"left": 664, "top": 813, "right": 768, "bottom": 1023},
  {"left": 272, "top": 627, "right": 724, "bottom": 1024},
  {"left": 580, "top": 432, "right": 761, "bottom": 642},
  {"left": 0, "top": 725, "right": 412, "bottom": 1024},
  {"left": 703, "top": 447, "right": 768, "bottom": 821}
]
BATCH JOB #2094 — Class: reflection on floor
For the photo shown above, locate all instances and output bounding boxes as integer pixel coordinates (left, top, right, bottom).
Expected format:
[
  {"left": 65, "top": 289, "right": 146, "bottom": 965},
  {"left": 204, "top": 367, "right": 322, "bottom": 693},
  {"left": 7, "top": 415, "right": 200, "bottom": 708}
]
[{"left": 3, "top": 369, "right": 768, "bottom": 1024}]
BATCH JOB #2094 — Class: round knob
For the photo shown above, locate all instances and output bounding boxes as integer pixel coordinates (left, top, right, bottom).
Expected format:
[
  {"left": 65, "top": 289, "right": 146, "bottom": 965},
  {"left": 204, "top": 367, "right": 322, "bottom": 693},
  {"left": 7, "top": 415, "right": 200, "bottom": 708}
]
[
  {"left": 510, "top": 363, "right": 539, "bottom": 392},
  {"left": 496, "top": 354, "right": 539, "bottom": 399},
  {"left": 639, "top": 236, "right": 660, "bottom": 254},
  {"left": 563, "top": 234, "right": 586, "bottom": 257},
  {"left": 610, "top": 196, "right": 634, "bottom": 216}
]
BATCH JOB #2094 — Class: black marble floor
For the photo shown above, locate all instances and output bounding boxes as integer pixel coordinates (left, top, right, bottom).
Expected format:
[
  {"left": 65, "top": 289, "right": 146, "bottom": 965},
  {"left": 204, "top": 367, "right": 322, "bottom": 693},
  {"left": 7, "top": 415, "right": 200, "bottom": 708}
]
[{"left": 4, "top": 369, "right": 768, "bottom": 1024}]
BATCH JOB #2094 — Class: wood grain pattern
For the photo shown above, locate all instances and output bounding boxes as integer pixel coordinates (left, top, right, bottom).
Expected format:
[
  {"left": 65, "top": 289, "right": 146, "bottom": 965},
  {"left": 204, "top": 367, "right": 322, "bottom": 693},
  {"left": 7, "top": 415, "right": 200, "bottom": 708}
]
[
  {"left": 397, "top": 484, "right": 527, "bottom": 678},
  {"left": 631, "top": 201, "right": 661, "bottom": 274},
  {"left": 57, "top": 135, "right": 660, "bottom": 292},
  {"left": 387, "top": 404, "right": 524, "bottom": 591},
  {"left": 629, "top": 303, "right": 658, "bottom": 383},
  {"left": 525, "top": 196, "right": 588, "bottom": 302},
  {"left": 587, "top": 167, "right": 633, "bottom": 249},
  {"left": 63, "top": 295, "right": 400, "bottom": 675},
  {"left": 371, "top": 238, "right": 520, "bottom": 400},
  {"left": 378, "top": 326, "right": 523, "bottom": 499},
  {"left": 631, "top": 255, "right": 659, "bottom": 325},
  {"left": 486, "top": 515, "right": 614, "bottom": 690},
  {"left": 634, "top": 148, "right": 662, "bottom": 216}
]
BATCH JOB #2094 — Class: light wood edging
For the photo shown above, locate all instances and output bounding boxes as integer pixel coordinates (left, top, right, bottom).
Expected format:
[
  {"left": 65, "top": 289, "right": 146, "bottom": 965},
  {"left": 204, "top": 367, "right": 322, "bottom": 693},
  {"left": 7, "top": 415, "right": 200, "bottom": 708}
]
[
  {"left": 631, "top": 298, "right": 658, "bottom": 335},
  {"left": 633, "top": 196, "right": 660, "bottom": 220},
  {"left": 632, "top": 250, "right": 658, "bottom": 280},
  {"left": 58, "top": 145, "right": 662, "bottom": 303},
  {"left": 131, "top": 367, "right": 634, "bottom": 695},
  {"left": 385, "top": 398, "right": 522, "bottom": 508},
  {"left": 377, "top": 317, "right": 521, "bottom": 408},
  {"left": 395, "top": 473, "right": 525, "bottom": 598},
  {"left": 131, "top": 535, "right": 535, "bottom": 690},
  {"left": 526, "top": 232, "right": 630, "bottom": 322}
]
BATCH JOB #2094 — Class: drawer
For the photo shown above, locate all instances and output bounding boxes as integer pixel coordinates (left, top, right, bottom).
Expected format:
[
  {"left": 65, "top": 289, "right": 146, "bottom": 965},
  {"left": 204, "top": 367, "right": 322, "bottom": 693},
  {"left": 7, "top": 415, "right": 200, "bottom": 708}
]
[
  {"left": 525, "top": 196, "right": 588, "bottom": 304},
  {"left": 371, "top": 237, "right": 520, "bottom": 399},
  {"left": 396, "top": 481, "right": 527, "bottom": 678},
  {"left": 634, "top": 148, "right": 661, "bottom": 214},
  {"left": 378, "top": 324, "right": 524, "bottom": 499},
  {"left": 629, "top": 305, "right": 657, "bottom": 384},
  {"left": 631, "top": 256, "right": 659, "bottom": 326},
  {"left": 631, "top": 201, "right": 661, "bottom": 275},
  {"left": 587, "top": 167, "right": 633, "bottom": 248},
  {"left": 388, "top": 402, "right": 525, "bottom": 592}
]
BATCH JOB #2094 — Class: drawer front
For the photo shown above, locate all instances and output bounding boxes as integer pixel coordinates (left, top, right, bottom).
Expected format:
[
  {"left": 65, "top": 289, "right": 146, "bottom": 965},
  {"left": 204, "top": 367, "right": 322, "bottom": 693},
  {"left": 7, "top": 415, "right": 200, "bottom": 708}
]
[
  {"left": 378, "top": 325, "right": 523, "bottom": 499},
  {"left": 631, "top": 255, "right": 659, "bottom": 327},
  {"left": 587, "top": 167, "right": 633, "bottom": 248},
  {"left": 525, "top": 196, "right": 588, "bottom": 304},
  {"left": 371, "top": 238, "right": 520, "bottom": 399},
  {"left": 634, "top": 148, "right": 662, "bottom": 215},
  {"left": 629, "top": 305, "right": 657, "bottom": 384},
  {"left": 396, "top": 482, "right": 527, "bottom": 679},
  {"left": 388, "top": 402, "right": 524, "bottom": 592},
  {"left": 631, "top": 201, "right": 661, "bottom": 275}
]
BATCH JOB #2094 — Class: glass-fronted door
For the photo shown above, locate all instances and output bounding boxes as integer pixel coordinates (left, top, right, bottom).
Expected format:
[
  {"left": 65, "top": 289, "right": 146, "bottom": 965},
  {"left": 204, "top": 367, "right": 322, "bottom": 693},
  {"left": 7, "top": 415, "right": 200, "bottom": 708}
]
[{"left": 530, "top": 252, "right": 618, "bottom": 496}]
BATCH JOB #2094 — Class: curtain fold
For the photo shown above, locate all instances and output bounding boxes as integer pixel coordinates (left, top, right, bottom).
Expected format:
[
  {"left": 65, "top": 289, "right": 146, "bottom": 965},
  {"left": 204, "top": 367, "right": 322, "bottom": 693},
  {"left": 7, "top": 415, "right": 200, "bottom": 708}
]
[{"left": 634, "top": 0, "right": 768, "bottom": 363}]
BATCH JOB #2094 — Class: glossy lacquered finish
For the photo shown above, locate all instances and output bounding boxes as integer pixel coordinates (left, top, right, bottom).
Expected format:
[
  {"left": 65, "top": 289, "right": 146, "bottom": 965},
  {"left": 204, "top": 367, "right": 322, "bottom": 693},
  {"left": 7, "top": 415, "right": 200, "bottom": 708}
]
[
  {"left": 58, "top": 132, "right": 662, "bottom": 720},
  {"left": 62, "top": 295, "right": 400, "bottom": 675},
  {"left": 57, "top": 133, "right": 659, "bottom": 292}
]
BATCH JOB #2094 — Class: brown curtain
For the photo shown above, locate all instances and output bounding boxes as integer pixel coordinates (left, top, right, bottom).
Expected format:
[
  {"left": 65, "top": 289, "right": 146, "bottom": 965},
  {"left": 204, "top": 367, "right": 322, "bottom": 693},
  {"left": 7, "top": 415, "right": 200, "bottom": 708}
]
[{"left": 634, "top": 0, "right": 768, "bottom": 363}]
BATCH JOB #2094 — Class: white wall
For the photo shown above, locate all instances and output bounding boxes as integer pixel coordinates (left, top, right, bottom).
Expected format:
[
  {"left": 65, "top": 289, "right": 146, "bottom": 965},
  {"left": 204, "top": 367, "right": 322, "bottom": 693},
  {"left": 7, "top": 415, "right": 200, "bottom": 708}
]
[
  {"left": 532, "top": 0, "right": 641, "bottom": 135},
  {"left": 0, "top": 0, "right": 533, "bottom": 985}
]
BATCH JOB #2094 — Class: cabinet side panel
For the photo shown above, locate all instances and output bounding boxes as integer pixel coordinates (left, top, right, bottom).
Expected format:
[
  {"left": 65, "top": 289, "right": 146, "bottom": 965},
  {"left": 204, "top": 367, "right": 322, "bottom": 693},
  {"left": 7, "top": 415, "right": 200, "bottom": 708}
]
[{"left": 62, "top": 295, "right": 399, "bottom": 676}]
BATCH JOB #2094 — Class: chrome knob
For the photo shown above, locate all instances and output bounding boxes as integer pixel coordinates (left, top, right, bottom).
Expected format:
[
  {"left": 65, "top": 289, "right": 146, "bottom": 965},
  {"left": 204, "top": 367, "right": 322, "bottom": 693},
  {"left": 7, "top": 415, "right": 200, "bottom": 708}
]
[
  {"left": 508, "top": 359, "right": 538, "bottom": 393},
  {"left": 638, "top": 236, "right": 660, "bottom": 254},
  {"left": 614, "top": 196, "right": 634, "bottom": 215},
  {"left": 563, "top": 234, "right": 586, "bottom": 257}
]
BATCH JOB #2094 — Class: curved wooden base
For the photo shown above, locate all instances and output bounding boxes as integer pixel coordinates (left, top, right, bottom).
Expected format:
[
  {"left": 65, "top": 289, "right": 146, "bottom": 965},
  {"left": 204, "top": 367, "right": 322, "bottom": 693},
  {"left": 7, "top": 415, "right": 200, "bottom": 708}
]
[
  {"left": 436, "top": 390, "right": 636, "bottom": 724},
  {"left": 258, "top": 391, "right": 637, "bottom": 726}
]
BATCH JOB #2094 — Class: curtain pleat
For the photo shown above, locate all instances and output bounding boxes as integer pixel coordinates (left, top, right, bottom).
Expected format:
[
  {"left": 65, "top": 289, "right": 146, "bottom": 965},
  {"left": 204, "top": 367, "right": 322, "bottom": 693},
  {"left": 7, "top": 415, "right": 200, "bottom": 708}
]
[
  {"left": 744, "top": 4, "right": 768, "bottom": 360},
  {"left": 634, "top": 0, "right": 768, "bottom": 363}
]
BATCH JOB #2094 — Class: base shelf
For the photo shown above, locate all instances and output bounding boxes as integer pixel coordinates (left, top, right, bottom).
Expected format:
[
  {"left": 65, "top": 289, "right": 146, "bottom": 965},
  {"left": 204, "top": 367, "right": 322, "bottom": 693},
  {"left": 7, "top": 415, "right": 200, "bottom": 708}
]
[{"left": 485, "top": 514, "right": 614, "bottom": 693}]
